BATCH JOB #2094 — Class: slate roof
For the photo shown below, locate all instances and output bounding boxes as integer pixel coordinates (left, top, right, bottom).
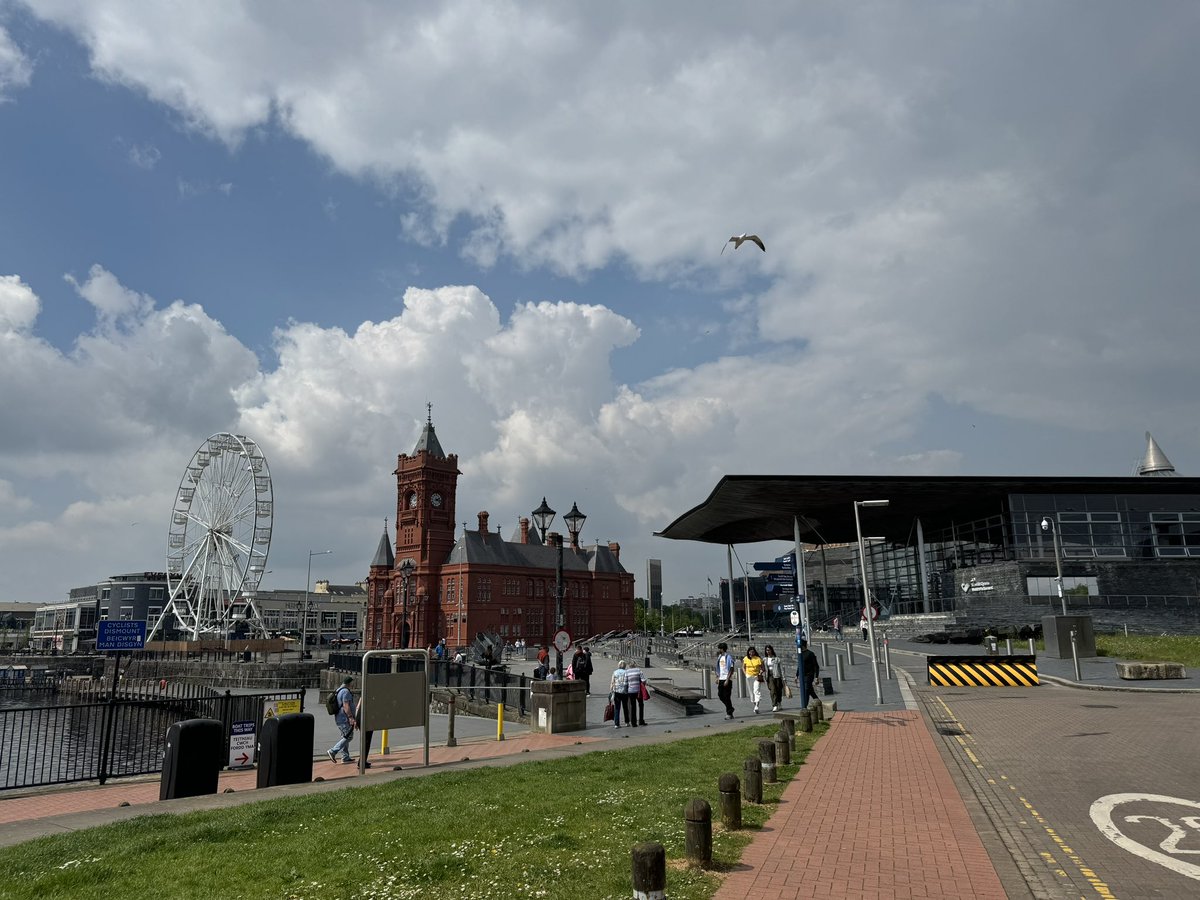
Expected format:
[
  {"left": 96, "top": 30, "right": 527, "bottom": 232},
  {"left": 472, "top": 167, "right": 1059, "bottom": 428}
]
[
  {"left": 445, "top": 531, "right": 626, "bottom": 574},
  {"left": 371, "top": 527, "right": 394, "bottom": 568},
  {"left": 412, "top": 420, "right": 446, "bottom": 459}
]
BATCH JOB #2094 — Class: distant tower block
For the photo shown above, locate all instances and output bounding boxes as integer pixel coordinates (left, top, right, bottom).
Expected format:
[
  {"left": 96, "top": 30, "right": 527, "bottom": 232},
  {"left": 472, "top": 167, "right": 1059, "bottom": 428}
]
[{"left": 1138, "top": 431, "right": 1178, "bottom": 476}]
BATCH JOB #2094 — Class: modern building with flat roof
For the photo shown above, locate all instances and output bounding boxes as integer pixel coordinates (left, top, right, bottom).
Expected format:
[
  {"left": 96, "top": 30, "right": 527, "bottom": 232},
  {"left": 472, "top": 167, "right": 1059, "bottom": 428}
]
[{"left": 660, "top": 434, "right": 1200, "bottom": 633}]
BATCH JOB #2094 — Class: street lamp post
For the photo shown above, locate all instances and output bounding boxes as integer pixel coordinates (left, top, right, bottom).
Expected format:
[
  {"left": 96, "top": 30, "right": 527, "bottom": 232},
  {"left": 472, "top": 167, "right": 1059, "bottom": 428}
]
[
  {"left": 1040, "top": 517, "right": 1067, "bottom": 616},
  {"left": 302, "top": 549, "right": 332, "bottom": 658},
  {"left": 398, "top": 557, "right": 416, "bottom": 648},
  {"left": 531, "top": 498, "right": 586, "bottom": 676},
  {"left": 853, "top": 500, "right": 889, "bottom": 705}
]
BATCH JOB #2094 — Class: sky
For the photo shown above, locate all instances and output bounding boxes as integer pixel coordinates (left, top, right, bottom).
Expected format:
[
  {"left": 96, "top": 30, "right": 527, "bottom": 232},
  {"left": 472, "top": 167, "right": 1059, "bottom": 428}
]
[{"left": 2, "top": 2, "right": 1199, "bottom": 609}]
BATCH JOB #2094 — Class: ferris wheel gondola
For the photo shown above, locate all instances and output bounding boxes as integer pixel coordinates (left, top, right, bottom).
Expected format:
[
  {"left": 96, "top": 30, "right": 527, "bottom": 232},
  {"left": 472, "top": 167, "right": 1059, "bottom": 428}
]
[{"left": 148, "top": 433, "right": 273, "bottom": 641}]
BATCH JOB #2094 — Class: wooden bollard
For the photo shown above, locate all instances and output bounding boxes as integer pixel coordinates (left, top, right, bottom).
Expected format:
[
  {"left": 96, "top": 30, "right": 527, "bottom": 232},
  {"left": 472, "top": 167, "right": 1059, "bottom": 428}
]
[
  {"left": 631, "top": 841, "right": 666, "bottom": 899},
  {"left": 743, "top": 756, "right": 763, "bottom": 804},
  {"left": 797, "top": 708, "right": 813, "bottom": 733},
  {"left": 774, "top": 728, "right": 790, "bottom": 766},
  {"left": 718, "top": 772, "right": 741, "bottom": 830},
  {"left": 758, "top": 738, "right": 777, "bottom": 784},
  {"left": 809, "top": 698, "right": 824, "bottom": 723},
  {"left": 684, "top": 797, "right": 713, "bottom": 867},
  {"left": 782, "top": 716, "right": 796, "bottom": 751}
]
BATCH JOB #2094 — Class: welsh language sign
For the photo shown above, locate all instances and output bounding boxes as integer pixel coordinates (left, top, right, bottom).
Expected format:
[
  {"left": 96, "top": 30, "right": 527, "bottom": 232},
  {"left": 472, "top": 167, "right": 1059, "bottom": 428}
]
[{"left": 96, "top": 620, "right": 147, "bottom": 652}]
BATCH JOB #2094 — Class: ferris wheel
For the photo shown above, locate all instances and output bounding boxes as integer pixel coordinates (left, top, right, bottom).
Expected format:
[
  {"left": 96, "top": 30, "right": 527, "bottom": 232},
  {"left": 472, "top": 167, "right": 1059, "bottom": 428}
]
[{"left": 148, "top": 433, "right": 273, "bottom": 642}]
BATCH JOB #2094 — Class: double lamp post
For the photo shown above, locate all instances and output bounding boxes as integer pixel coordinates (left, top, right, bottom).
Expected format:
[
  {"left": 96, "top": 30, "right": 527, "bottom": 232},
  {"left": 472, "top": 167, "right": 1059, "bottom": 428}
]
[
  {"left": 301, "top": 548, "right": 332, "bottom": 657},
  {"left": 531, "top": 497, "right": 586, "bottom": 676}
]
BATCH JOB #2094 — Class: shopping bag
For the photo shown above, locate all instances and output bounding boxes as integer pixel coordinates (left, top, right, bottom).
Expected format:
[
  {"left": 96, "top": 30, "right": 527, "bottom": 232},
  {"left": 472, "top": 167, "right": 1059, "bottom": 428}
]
[
  {"left": 639, "top": 681, "right": 650, "bottom": 701},
  {"left": 603, "top": 701, "right": 615, "bottom": 722},
  {"left": 783, "top": 682, "right": 793, "bottom": 699}
]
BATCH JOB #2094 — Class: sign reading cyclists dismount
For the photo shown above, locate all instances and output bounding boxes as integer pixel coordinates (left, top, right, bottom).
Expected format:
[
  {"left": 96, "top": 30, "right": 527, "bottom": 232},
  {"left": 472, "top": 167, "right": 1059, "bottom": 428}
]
[
  {"left": 96, "top": 620, "right": 147, "bottom": 651},
  {"left": 553, "top": 628, "right": 573, "bottom": 654}
]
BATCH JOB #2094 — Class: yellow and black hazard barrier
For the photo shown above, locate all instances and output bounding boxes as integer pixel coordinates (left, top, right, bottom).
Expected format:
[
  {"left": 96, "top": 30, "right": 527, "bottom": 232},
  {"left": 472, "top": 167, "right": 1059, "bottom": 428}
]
[{"left": 927, "top": 655, "right": 1039, "bottom": 687}]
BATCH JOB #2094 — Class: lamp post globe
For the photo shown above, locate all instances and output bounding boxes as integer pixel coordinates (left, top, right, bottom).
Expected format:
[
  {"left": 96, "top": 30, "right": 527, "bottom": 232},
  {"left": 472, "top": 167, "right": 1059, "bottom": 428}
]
[{"left": 398, "top": 557, "right": 416, "bottom": 648}]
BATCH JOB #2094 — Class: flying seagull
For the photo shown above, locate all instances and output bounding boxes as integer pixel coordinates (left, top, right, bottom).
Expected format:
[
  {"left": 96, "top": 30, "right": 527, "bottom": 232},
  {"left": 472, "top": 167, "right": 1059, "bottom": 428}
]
[{"left": 722, "top": 233, "right": 765, "bottom": 254}]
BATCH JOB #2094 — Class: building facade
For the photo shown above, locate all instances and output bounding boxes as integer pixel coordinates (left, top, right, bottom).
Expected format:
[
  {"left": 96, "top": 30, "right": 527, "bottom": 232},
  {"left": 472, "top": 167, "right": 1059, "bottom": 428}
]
[{"left": 365, "top": 416, "right": 636, "bottom": 650}]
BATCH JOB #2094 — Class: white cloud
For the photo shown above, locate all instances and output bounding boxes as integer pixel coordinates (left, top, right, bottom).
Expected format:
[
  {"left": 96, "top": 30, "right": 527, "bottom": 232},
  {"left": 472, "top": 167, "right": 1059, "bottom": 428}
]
[
  {"left": 127, "top": 142, "right": 161, "bottom": 169},
  {"left": 0, "top": 25, "right": 32, "bottom": 99},
  {"left": 0, "top": 275, "right": 40, "bottom": 332}
]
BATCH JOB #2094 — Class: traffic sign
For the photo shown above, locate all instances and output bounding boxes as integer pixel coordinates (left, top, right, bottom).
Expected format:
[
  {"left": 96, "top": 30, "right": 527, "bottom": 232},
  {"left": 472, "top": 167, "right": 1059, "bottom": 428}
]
[
  {"left": 229, "top": 721, "right": 256, "bottom": 768},
  {"left": 263, "top": 698, "right": 302, "bottom": 721},
  {"left": 552, "top": 628, "right": 573, "bottom": 654},
  {"left": 96, "top": 620, "right": 146, "bottom": 652}
]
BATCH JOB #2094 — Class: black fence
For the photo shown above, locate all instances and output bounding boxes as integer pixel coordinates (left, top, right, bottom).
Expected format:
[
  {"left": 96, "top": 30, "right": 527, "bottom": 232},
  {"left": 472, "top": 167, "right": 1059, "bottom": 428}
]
[
  {"left": 328, "top": 655, "right": 531, "bottom": 717},
  {"left": 0, "top": 682, "right": 303, "bottom": 792}
]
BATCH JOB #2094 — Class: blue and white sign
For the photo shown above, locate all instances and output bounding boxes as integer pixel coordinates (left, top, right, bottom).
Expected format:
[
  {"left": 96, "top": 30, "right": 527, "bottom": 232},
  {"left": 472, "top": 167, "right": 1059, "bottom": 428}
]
[
  {"left": 96, "top": 620, "right": 147, "bottom": 651},
  {"left": 229, "top": 721, "right": 256, "bottom": 768}
]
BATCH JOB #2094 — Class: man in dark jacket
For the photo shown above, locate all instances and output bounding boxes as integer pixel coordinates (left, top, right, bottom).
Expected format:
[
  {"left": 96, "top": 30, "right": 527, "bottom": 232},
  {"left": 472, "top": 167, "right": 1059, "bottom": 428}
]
[
  {"left": 796, "top": 640, "right": 820, "bottom": 706},
  {"left": 570, "top": 645, "right": 593, "bottom": 694}
]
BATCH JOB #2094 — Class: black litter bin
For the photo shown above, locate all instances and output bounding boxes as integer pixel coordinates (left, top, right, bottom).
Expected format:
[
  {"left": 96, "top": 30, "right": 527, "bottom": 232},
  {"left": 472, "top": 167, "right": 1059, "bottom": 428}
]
[
  {"left": 257, "top": 712, "right": 315, "bottom": 788},
  {"left": 160, "top": 718, "right": 223, "bottom": 800},
  {"left": 822, "top": 676, "right": 834, "bottom": 696}
]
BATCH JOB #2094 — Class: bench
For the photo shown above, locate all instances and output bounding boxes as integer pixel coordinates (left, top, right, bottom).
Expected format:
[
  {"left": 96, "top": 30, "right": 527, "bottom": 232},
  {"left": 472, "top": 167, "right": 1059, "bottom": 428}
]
[
  {"left": 1115, "top": 661, "right": 1187, "bottom": 680},
  {"left": 646, "top": 679, "right": 706, "bottom": 716}
]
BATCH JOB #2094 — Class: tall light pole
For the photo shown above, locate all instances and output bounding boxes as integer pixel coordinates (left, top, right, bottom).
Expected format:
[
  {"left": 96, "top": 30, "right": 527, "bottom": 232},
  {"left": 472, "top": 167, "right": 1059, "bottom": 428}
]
[
  {"left": 853, "top": 500, "right": 889, "bottom": 705},
  {"left": 531, "top": 498, "right": 586, "bottom": 676},
  {"left": 398, "top": 557, "right": 416, "bottom": 648},
  {"left": 1041, "top": 517, "right": 1067, "bottom": 616},
  {"left": 302, "top": 549, "right": 332, "bottom": 658}
]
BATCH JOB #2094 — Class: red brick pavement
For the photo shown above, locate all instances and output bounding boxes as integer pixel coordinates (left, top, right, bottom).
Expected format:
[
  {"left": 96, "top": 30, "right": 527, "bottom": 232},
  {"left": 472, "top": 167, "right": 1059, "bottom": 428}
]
[
  {"left": 0, "top": 730, "right": 602, "bottom": 828},
  {"left": 715, "top": 710, "right": 1007, "bottom": 900}
]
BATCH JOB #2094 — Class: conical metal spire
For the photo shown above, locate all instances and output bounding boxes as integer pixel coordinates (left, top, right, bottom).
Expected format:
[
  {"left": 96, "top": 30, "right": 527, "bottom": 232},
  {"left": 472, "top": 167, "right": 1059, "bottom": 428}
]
[
  {"left": 1138, "top": 431, "right": 1177, "bottom": 476},
  {"left": 371, "top": 519, "right": 395, "bottom": 568}
]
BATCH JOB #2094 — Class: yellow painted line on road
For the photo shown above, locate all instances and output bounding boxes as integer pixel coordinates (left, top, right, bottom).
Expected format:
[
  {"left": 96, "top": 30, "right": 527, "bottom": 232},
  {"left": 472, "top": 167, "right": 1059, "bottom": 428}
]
[{"left": 935, "top": 695, "right": 1115, "bottom": 899}]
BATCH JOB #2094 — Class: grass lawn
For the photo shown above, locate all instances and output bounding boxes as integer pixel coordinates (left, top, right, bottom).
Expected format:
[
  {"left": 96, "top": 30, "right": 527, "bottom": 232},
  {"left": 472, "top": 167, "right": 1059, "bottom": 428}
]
[
  {"left": 0, "top": 722, "right": 823, "bottom": 900},
  {"left": 1094, "top": 633, "right": 1200, "bottom": 668}
]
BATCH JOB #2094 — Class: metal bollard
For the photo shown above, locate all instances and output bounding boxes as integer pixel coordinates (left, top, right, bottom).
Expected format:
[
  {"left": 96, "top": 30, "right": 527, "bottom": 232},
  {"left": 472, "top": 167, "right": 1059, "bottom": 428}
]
[
  {"left": 737, "top": 672, "right": 746, "bottom": 698},
  {"left": 631, "top": 842, "right": 666, "bottom": 899},
  {"left": 1028, "top": 638, "right": 1036, "bottom": 655},
  {"left": 796, "top": 708, "right": 813, "bottom": 733},
  {"left": 684, "top": 798, "right": 713, "bottom": 867},
  {"left": 703, "top": 667, "right": 712, "bottom": 699},
  {"left": 497, "top": 703, "right": 505, "bottom": 741},
  {"left": 1070, "top": 628, "right": 1082, "bottom": 681},
  {"left": 1006, "top": 638, "right": 1013, "bottom": 655},
  {"left": 821, "top": 643, "right": 830, "bottom": 667},
  {"left": 446, "top": 693, "right": 458, "bottom": 748},
  {"left": 774, "top": 728, "right": 790, "bottom": 766},
  {"left": 718, "top": 773, "right": 742, "bottom": 830},
  {"left": 743, "top": 756, "right": 763, "bottom": 804},
  {"left": 836, "top": 653, "right": 845, "bottom": 682},
  {"left": 883, "top": 639, "right": 892, "bottom": 680},
  {"left": 847, "top": 642, "right": 856, "bottom": 665},
  {"left": 758, "top": 739, "right": 777, "bottom": 784}
]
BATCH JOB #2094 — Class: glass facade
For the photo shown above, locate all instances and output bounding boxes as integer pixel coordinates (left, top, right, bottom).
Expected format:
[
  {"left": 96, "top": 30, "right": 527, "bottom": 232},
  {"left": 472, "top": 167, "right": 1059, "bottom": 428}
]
[{"left": 848, "top": 490, "right": 1200, "bottom": 613}]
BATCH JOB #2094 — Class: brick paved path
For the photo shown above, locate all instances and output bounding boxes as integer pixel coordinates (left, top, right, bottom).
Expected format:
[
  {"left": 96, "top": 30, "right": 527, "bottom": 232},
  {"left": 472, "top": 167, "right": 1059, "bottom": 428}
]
[{"left": 715, "top": 710, "right": 1006, "bottom": 900}]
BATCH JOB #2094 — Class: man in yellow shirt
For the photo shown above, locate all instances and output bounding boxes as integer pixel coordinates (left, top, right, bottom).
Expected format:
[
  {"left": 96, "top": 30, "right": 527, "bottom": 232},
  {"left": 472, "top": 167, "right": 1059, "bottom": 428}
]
[{"left": 742, "top": 647, "right": 765, "bottom": 714}]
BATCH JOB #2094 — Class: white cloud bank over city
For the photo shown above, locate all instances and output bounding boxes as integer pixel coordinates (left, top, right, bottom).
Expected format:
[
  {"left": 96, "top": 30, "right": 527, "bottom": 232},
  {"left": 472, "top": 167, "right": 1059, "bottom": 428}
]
[{"left": 2, "top": 2, "right": 1199, "bottom": 602}]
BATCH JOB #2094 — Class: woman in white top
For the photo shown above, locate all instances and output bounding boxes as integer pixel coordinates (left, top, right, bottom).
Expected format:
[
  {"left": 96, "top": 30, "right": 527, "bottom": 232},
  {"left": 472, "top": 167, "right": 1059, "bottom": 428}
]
[
  {"left": 610, "top": 660, "right": 628, "bottom": 728},
  {"left": 762, "top": 644, "right": 784, "bottom": 711}
]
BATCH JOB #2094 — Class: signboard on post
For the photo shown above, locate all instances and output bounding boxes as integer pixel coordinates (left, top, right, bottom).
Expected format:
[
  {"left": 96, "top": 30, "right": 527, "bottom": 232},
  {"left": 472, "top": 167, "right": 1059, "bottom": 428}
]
[
  {"left": 96, "top": 620, "right": 146, "bottom": 652},
  {"left": 263, "top": 698, "right": 302, "bottom": 721},
  {"left": 229, "top": 721, "right": 256, "bottom": 768}
]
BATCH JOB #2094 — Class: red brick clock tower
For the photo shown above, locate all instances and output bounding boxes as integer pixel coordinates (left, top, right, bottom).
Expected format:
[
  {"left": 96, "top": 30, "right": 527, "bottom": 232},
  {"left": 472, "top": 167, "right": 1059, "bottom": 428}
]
[{"left": 392, "top": 406, "right": 460, "bottom": 648}]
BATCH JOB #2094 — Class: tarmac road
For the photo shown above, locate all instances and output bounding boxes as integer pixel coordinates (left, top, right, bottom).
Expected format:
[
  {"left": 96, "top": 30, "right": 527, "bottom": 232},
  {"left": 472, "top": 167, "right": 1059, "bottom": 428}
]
[{"left": 899, "top": 662, "right": 1200, "bottom": 899}]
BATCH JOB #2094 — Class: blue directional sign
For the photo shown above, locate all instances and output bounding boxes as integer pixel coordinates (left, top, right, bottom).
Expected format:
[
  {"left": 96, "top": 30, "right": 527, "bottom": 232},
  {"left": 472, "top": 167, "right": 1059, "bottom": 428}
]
[
  {"left": 765, "top": 573, "right": 796, "bottom": 584},
  {"left": 97, "top": 620, "right": 147, "bottom": 651},
  {"left": 753, "top": 554, "right": 795, "bottom": 571}
]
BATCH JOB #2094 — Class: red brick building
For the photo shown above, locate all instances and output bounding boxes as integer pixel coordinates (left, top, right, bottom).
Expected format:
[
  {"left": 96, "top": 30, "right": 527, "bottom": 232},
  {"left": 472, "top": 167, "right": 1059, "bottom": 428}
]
[{"left": 364, "top": 415, "right": 636, "bottom": 650}]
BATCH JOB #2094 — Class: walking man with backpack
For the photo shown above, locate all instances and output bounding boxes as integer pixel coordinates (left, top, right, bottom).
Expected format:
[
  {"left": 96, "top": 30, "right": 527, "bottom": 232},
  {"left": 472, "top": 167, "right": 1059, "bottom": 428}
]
[{"left": 327, "top": 675, "right": 357, "bottom": 764}]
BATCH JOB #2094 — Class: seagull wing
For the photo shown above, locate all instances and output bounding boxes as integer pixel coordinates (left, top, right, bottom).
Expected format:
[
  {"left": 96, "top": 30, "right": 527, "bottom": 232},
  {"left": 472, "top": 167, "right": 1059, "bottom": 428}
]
[
  {"left": 721, "top": 237, "right": 736, "bottom": 254},
  {"left": 747, "top": 235, "right": 765, "bottom": 252}
]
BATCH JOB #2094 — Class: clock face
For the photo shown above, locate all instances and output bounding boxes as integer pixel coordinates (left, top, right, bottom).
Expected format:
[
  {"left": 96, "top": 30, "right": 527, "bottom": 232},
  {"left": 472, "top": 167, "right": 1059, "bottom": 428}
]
[
  {"left": 408, "top": 492, "right": 418, "bottom": 508},
  {"left": 431, "top": 492, "right": 443, "bottom": 508}
]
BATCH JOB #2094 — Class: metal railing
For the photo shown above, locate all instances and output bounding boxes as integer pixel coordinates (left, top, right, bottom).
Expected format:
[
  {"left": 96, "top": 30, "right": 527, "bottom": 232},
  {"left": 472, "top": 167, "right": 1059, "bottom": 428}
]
[
  {"left": 0, "top": 682, "right": 303, "bottom": 791},
  {"left": 329, "top": 655, "right": 532, "bottom": 717}
]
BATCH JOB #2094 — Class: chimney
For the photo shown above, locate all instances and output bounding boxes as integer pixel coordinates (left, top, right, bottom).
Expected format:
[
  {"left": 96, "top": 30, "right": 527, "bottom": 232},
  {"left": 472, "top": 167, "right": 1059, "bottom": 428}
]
[
  {"left": 478, "top": 511, "right": 489, "bottom": 535},
  {"left": 608, "top": 541, "right": 620, "bottom": 561},
  {"left": 519, "top": 517, "right": 530, "bottom": 544}
]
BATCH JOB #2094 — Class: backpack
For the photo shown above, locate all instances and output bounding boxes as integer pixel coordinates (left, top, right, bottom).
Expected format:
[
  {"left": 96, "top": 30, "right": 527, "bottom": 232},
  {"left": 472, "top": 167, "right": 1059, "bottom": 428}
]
[{"left": 326, "top": 688, "right": 341, "bottom": 716}]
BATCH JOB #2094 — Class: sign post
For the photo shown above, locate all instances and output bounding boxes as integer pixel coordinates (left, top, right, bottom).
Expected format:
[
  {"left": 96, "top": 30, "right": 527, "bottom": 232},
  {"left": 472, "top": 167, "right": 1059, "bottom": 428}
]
[
  {"left": 229, "top": 721, "right": 256, "bottom": 768},
  {"left": 95, "top": 620, "right": 146, "bottom": 784}
]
